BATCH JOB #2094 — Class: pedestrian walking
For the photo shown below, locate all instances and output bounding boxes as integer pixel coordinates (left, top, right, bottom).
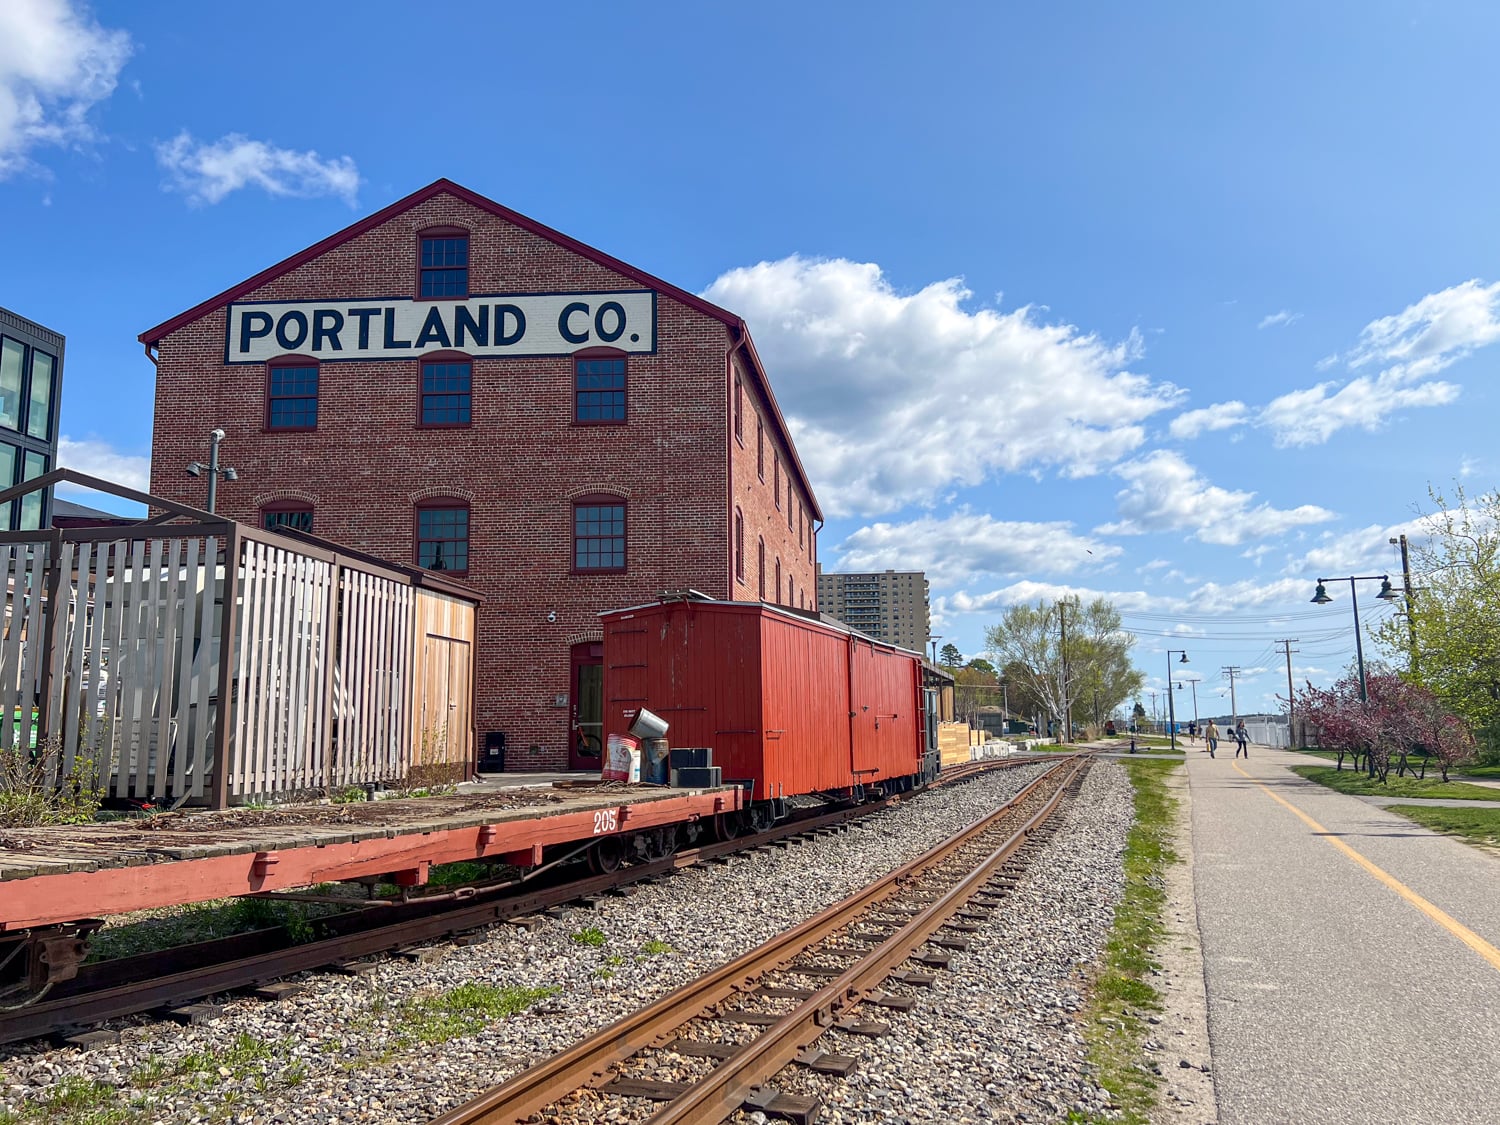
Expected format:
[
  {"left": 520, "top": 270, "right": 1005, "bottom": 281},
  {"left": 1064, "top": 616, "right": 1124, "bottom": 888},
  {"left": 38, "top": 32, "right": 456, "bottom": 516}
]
[
  {"left": 1204, "top": 719, "right": 1219, "bottom": 757},
  {"left": 1234, "top": 720, "right": 1249, "bottom": 758},
  {"left": 1188, "top": 720, "right": 1198, "bottom": 748}
]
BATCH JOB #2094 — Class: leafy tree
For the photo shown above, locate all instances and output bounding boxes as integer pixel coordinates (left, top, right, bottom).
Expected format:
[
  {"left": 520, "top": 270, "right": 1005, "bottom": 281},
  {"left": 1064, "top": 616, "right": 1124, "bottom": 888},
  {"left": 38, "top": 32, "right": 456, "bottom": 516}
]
[
  {"left": 1295, "top": 669, "right": 1474, "bottom": 782},
  {"left": 938, "top": 643, "right": 963, "bottom": 668},
  {"left": 966, "top": 657, "right": 996, "bottom": 676},
  {"left": 984, "top": 598, "right": 1142, "bottom": 740},
  {"left": 952, "top": 663, "right": 1000, "bottom": 719},
  {"left": 1375, "top": 484, "right": 1500, "bottom": 761}
]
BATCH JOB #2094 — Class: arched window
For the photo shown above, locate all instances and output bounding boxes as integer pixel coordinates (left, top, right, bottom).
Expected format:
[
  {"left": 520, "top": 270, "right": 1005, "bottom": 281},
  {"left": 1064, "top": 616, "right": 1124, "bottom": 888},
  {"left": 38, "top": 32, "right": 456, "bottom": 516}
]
[
  {"left": 261, "top": 500, "right": 313, "bottom": 534},
  {"left": 573, "top": 493, "right": 627, "bottom": 572},
  {"left": 733, "top": 374, "right": 743, "bottom": 443},
  {"left": 756, "top": 418, "right": 764, "bottom": 480},
  {"left": 774, "top": 557, "right": 782, "bottom": 605},
  {"left": 415, "top": 498, "right": 470, "bottom": 575},
  {"left": 734, "top": 508, "right": 744, "bottom": 583},
  {"left": 266, "top": 356, "right": 318, "bottom": 430},
  {"left": 417, "top": 226, "right": 469, "bottom": 298},
  {"left": 758, "top": 538, "right": 766, "bottom": 601}
]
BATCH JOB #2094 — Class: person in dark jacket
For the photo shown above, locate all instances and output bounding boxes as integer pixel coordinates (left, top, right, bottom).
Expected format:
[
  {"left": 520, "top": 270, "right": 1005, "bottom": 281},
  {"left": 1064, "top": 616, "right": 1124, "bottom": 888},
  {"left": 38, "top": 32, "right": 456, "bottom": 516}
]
[{"left": 1234, "top": 720, "right": 1250, "bottom": 758}]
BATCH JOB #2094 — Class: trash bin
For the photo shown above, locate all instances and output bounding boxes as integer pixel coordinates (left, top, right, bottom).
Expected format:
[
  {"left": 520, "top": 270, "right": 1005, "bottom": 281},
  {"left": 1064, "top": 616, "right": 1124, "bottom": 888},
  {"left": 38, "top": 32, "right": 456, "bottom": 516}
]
[{"left": 642, "top": 737, "right": 670, "bottom": 784}]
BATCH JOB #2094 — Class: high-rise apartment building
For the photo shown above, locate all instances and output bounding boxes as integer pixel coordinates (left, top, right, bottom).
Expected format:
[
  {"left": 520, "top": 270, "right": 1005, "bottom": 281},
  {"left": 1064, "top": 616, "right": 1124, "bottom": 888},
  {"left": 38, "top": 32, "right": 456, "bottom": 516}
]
[{"left": 815, "top": 567, "right": 930, "bottom": 652}]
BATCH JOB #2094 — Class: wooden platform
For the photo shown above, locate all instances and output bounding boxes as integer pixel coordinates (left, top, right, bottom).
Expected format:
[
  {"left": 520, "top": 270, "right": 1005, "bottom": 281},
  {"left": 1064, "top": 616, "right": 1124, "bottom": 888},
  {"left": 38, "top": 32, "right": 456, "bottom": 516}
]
[{"left": 0, "top": 783, "right": 739, "bottom": 930}]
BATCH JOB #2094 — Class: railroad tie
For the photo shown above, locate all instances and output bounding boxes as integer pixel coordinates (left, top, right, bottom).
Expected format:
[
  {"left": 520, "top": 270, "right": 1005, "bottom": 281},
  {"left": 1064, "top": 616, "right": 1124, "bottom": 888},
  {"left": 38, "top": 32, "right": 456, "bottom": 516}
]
[
  {"left": 666, "top": 1038, "right": 738, "bottom": 1060},
  {"left": 796, "top": 1048, "right": 859, "bottom": 1077},
  {"left": 603, "top": 1077, "right": 693, "bottom": 1100},
  {"left": 835, "top": 1015, "right": 890, "bottom": 1037},
  {"left": 862, "top": 991, "right": 917, "bottom": 1012},
  {"left": 743, "top": 1085, "right": 821, "bottom": 1125},
  {"left": 756, "top": 986, "right": 816, "bottom": 1000}
]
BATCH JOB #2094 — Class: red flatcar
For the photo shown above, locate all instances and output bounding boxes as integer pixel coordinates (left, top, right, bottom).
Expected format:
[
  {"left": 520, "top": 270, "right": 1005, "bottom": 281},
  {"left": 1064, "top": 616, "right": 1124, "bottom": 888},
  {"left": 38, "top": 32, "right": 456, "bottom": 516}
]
[{"left": 600, "top": 596, "right": 940, "bottom": 829}]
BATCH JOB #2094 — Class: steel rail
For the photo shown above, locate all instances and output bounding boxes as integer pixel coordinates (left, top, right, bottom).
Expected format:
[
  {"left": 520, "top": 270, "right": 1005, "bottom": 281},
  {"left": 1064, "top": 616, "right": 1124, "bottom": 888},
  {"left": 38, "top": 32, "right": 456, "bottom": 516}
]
[
  {"left": 0, "top": 757, "right": 1036, "bottom": 1044},
  {"left": 650, "top": 758, "right": 1085, "bottom": 1124},
  {"left": 428, "top": 756, "right": 1082, "bottom": 1125}
]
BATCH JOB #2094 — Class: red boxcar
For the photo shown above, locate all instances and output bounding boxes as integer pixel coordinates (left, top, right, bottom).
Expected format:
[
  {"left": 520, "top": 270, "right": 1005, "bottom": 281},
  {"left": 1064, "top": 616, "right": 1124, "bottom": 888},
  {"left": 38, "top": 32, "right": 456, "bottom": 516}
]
[{"left": 600, "top": 598, "right": 931, "bottom": 801}]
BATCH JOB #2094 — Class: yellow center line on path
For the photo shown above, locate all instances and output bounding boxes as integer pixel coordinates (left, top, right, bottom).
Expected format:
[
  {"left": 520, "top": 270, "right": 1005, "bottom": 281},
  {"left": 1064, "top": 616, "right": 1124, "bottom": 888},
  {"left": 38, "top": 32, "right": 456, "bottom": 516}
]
[{"left": 1230, "top": 762, "right": 1500, "bottom": 972}]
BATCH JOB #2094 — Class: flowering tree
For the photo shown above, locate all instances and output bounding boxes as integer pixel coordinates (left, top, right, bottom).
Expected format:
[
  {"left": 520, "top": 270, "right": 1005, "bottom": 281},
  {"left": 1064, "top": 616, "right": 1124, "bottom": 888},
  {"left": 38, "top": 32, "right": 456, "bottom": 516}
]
[{"left": 1295, "top": 670, "right": 1474, "bottom": 782}]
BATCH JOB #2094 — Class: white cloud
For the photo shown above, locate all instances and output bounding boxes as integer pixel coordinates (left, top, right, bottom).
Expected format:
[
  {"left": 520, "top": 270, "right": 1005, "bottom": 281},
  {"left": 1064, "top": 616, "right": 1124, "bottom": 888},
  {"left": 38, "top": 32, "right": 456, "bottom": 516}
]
[
  {"left": 1169, "top": 401, "right": 1250, "bottom": 440},
  {"left": 1094, "top": 450, "right": 1335, "bottom": 546},
  {"left": 58, "top": 435, "right": 149, "bottom": 492},
  {"left": 1260, "top": 373, "right": 1459, "bottom": 447},
  {"left": 156, "top": 131, "right": 360, "bottom": 206},
  {"left": 941, "top": 573, "right": 1315, "bottom": 618},
  {"left": 1284, "top": 519, "right": 1429, "bottom": 580},
  {"left": 1346, "top": 279, "right": 1500, "bottom": 378},
  {"left": 0, "top": 0, "right": 131, "bottom": 177},
  {"left": 703, "top": 257, "right": 1182, "bottom": 517},
  {"left": 1261, "top": 280, "right": 1500, "bottom": 447},
  {"left": 829, "top": 511, "right": 1121, "bottom": 588},
  {"left": 1258, "top": 310, "right": 1302, "bottom": 329}
]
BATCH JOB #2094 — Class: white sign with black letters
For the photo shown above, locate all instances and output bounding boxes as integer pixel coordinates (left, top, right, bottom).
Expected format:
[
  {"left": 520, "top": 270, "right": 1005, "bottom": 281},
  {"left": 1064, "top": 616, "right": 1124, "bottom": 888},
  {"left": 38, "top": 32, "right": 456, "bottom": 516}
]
[{"left": 224, "top": 291, "right": 656, "bottom": 363}]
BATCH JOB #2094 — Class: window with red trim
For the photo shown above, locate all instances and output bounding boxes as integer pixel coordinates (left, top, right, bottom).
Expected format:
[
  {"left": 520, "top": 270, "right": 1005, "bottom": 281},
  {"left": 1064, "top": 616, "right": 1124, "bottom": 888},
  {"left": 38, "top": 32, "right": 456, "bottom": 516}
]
[
  {"left": 756, "top": 418, "right": 764, "bottom": 480},
  {"left": 774, "top": 557, "right": 782, "bottom": 605},
  {"left": 420, "top": 232, "right": 469, "bottom": 298},
  {"left": 734, "top": 508, "right": 744, "bottom": 582},
  {"left": 787, "top": 482, "right": 793, "bottom": 528},
  {"left": 262, "top": 501, "right": 313, "bottom": 534},
  {"left": 733, "top": 375, "right": 743, "bottom": 443},
  {"left": 267, "top": 360, "right": 318, "bottom": 430},
  {"left": 773, "top": 454, "right": 781, "bottom": 508},
  {"left": 573, "top": 495, "right": 626, "bottom": 571},
  {"left": 575, "top": 357, "right": 626, "bottom": 423},
  {"left": 758, "top": 539, "right": 766, "bottom": 600},
  {"left": 416, "top": 500, "right": 469, "bottom": 574},
  {"left": 421, "top": 358, "right": 472, "bottom": 426}
]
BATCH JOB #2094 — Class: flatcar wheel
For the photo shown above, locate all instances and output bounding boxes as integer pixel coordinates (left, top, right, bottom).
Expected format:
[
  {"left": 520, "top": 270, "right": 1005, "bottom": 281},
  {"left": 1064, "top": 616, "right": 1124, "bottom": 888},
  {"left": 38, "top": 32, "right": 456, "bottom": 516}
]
[
  {"left": 713, "top": 810, "right": 744, "bottom": 841},
  {"left": 643, "top": 826, "right": 678, "bottom": 860},
  {"left": 587, "top": 835, "right": 626, "bottom": 875},
  {"left": 748, "top": 803, "right": 774, "bottom": 834}
]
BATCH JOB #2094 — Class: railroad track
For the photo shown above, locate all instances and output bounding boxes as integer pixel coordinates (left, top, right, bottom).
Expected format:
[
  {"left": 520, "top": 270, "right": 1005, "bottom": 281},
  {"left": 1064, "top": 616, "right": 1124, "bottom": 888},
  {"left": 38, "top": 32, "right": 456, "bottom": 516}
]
[
  {"left": 0, "top": 756, "right": 1047, "bottom": 1046},
  {"left": 430, "top": 755, "right": 1087, "bottom": 1125}
]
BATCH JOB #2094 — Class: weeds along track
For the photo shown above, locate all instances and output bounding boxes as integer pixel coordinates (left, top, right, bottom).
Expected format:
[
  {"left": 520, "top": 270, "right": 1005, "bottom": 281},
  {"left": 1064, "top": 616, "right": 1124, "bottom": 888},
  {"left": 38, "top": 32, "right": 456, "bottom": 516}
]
[
  {"left": 431, "top": 756, "right": 1088, "bottom": 1125},
  {"left": 0, "top": 757, "right": 1048, "bottom": 1046}
]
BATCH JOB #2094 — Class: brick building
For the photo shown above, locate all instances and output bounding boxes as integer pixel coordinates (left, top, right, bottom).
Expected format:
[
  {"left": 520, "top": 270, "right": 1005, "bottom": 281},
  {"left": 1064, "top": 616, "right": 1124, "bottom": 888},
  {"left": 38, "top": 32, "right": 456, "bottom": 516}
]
[{"left": 141, "top": 179, "right": 820, "bottom": 771}]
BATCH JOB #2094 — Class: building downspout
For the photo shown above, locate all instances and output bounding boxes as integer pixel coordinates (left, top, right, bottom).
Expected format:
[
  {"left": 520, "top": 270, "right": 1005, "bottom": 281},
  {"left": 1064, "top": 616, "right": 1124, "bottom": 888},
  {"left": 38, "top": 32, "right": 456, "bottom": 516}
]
[{"left": 725, "top": 324, "right": 747, "bottom": 598}]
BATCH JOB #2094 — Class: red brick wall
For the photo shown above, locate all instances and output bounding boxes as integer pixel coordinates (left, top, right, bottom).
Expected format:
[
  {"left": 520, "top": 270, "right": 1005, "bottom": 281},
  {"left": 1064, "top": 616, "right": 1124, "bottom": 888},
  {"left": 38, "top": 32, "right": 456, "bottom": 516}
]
[
  {"left": 729, "top": 353, "right": 818, "bottom": 609},
  {"left": 150, "top": 191, "right": 818, "bottom": 770}
]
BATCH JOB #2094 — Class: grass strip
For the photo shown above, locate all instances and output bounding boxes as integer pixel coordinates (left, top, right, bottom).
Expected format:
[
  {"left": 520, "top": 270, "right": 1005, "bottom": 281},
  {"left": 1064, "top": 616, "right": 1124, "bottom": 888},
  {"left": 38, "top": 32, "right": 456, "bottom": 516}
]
[
  {"left": 1291, "top": 765, "right": 1500, "bottom": 802},
  {"left": 1386, "top": 804, "right": 1500, "bottom": 849},
  {"left": 1071, "top": 757, "right": 1180, "bottom": 1125}
]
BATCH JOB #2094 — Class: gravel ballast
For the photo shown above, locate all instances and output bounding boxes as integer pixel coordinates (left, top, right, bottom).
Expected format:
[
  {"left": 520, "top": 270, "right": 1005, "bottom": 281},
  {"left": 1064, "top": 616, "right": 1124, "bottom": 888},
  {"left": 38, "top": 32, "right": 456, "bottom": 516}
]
[{"left": 0, "top": 760, "right": 1133, "bottom": 1124}]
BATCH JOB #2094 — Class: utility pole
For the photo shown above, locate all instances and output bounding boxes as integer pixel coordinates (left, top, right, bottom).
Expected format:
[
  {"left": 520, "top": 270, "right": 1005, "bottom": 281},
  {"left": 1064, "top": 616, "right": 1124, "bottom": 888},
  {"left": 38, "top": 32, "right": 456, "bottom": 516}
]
[
  {"left": 1222, "top": 666, "right": 1242, "bottom": 727},
  {"left": 1148, "top": 689, "right": 1158, "bottom": 730},
  {"left": 1057, "top": 599, "right": 1070, "bottom": 743},
  {"left": 1391, "top": 534, "right": 1418, "bottom": 672},
  {"left": 1276, "top": 640, "right": 1299, "bottom": 747}
]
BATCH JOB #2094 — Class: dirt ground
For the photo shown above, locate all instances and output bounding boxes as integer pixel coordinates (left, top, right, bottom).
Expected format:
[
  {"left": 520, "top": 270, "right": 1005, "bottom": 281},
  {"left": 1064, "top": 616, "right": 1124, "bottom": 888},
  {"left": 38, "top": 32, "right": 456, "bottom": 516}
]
[{"left": 1152, "top": 764, "right": 1218, "bottom": 1124}]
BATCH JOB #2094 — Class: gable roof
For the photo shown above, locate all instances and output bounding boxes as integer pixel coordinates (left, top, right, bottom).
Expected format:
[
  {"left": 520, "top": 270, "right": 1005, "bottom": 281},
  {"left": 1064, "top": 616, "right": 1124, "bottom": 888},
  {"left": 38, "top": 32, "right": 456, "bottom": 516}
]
[{"left": 136, "top": 178, "right": 822, "bottom": 522}]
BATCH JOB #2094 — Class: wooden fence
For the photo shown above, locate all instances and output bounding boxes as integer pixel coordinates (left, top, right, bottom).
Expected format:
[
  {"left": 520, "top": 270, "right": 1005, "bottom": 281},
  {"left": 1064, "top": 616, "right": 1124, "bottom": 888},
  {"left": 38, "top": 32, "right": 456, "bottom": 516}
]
[{"left": 0, "top": 487, "right": 479, "bottom": 807}]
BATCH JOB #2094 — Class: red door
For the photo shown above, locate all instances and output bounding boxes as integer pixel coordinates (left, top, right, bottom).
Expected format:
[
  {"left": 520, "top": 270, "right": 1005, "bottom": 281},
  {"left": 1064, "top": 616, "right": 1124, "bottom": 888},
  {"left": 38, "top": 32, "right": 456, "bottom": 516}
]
[{"left": 569, "top": 642, "right": 604, "bottom": 771}]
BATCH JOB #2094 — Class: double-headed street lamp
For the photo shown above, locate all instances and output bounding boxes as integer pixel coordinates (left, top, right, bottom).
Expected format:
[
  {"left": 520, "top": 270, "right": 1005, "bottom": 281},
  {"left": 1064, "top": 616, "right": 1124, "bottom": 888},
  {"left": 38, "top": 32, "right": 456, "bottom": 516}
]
[
  {"left": 1165, "top": 649, "right": 1189, "bottom": 750},
  {"left": 1310, "top": 574, "right": 1399, "bottom": 702},
  {"left": 185, "top": 428, "right": 237, "bottom": 515}
]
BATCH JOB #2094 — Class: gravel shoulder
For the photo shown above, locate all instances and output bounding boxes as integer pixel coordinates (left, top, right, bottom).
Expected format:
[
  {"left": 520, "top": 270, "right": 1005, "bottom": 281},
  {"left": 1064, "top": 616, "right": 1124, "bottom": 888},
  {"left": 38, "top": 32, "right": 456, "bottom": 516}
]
[
  {"left": 0, "top": 762, "right": 1134, "bottom": 1124},
  {"left": 1151, "top": 761, "right": 1217, "bottom": 1124}
]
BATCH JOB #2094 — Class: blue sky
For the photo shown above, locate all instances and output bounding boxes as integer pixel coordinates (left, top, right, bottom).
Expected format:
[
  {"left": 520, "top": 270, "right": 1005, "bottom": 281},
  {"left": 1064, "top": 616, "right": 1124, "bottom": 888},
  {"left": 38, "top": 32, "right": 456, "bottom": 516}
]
[{"left": 4, "top": 1, "right": 1497, "bottom": 718}]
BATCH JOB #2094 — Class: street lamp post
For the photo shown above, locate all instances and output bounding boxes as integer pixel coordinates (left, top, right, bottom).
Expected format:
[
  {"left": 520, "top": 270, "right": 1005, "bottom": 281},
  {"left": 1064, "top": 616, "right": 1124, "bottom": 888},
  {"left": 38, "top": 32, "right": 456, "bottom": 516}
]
[
  {"left": 1165, "top": 650, "right": 1189, "bottom": 751},
  {"left": 184, "top": 428, "right": 238, "bottom": 514},
  {"left": 1310, "top": 575, "right": 1400, "bottom": 703},
  {"left": 928, "top": 635, "right": 942, "bottom": 665}
]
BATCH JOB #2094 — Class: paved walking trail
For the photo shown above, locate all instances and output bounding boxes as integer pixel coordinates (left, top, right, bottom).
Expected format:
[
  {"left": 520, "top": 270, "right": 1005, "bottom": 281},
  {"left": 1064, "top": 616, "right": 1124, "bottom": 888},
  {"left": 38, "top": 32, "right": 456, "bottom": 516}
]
[{"left": 1186, "top": 744, "right": 1500, "bottom": 1124}]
